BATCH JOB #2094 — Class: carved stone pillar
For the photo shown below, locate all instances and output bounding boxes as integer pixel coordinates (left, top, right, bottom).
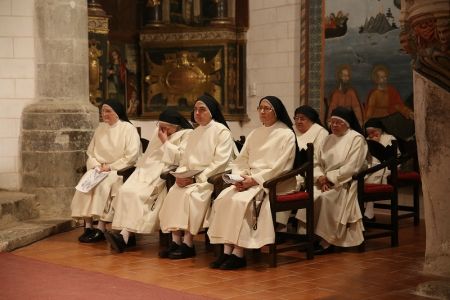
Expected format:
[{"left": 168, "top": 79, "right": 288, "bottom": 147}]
[
  {"left": 400, "top": 0, "right": 450, "bottom": 297},
  {"left": 21, "top": 0, "right": 98, "bottom": 217}
]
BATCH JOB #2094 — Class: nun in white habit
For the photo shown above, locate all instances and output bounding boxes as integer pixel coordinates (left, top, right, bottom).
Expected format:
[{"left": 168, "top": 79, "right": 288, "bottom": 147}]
[
  {"left": 276, "top": 105, "right": 329, "bottom": 229},
  {"left": 158, "top": 94, "right": 235, "bottom": 259},
  {"left": 104, "top": 109, "right": 193, "bottom": 253},
  {"left": 297, "top": 106, "right": 368, "bottom": 254},
  {"left": 71, "top": 99, "right": 141, "bottom": 243},
  {"left": 207, "top": 96, "right": 300, "bottom": 270}
]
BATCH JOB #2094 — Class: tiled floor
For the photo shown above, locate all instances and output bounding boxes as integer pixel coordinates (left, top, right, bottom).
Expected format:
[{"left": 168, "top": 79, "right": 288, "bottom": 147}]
[{"left": 13, "top": 220, "right": 445, "bottom": 299}]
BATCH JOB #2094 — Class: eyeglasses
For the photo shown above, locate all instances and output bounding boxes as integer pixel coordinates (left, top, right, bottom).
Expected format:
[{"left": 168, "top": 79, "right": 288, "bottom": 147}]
[
  {"left": 328, "top": 119, "right": 346, "bottom": 126},
  {"left": 257, "top": 106, "right": 273, "bottom": 112}
]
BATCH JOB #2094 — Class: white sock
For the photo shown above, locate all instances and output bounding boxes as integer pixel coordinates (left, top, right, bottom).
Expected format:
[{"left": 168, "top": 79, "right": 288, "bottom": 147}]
[
  {"left": 232, "top": 246, "right": 244, "bottom": 258},
  {"left": 96, "top": 221, "right": 106, "bottom": 232},
  {"left": 319, "top": 240, "right": 330, "bottom": 249},
  {"left": 224, "top": 244, "right": 233, "bottom": 255},
  {"left": 172, "top": 231, "right": 182, "bottom": 245},
  {"left": 84, "top": 219, "right": 92, "bottom": 229},
  {"left": 364, "top": 202, "right": 375, "bottom": 218},
  {"left": 120, "top": 229, "right": 129, "bottom": 244},
  {"left": 183, "top": 231, "right": 193, "bottom": 247}
]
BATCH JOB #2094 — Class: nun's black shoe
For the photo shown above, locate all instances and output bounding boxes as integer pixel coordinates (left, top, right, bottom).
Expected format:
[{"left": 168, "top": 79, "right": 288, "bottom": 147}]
[
  {"left": 209, "top": 254, "right": 231, "bottom": 269},
  {"left": 105, "top": 231, "right": 126, "bottom": 253},
  {"left": 314, "top": 244, "right": 335, "bottom": 255},
  {"left": 363, "top": 216, "right": 376, "bottom": 222},
  {"left": 158, "top": 241, "right": 180, "bottom": 258},
  {"left": 168, "top": 243, "right": 196, "bottom": 259},
  {"left": 78, "top": 228, "right": 94, "bottom": 243},
  {"left": 127, "top": 235, "right": 136, "bottom": 247},
  {"left": 219, "top": 254, "right": 247, "bottom": 270},
  {"left": 83, "top": 228, "right": 105, "bottom": 243}
]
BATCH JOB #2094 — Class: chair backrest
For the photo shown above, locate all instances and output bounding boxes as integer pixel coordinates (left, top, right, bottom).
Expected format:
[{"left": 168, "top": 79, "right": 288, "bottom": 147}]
[
  {"left": 235, "top": 135, "right": 246, "bottom": 152},
  {"left": 141, "top": 138, "right": 149, "bottom": 153}
]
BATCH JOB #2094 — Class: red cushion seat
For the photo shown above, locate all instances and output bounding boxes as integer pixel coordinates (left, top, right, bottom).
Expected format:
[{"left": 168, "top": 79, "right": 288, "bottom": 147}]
[
  {"left": 364, "top": 183, "right": 394, "bottom": 194},
  {"left": 276, "top": 191, "right": 309, "bottom": 203},
  {"left": 397, "top": 171, "right": 421, "bottom": 182}
]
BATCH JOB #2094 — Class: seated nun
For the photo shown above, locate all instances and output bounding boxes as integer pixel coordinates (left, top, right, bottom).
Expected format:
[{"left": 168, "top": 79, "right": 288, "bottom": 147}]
[
  {"left": 158, "top": 94, "right": 236, "bottom": 259},
  {"left": 71, "top": 99, "right": 141, "bottom": 243},
  {"left": 363, "top": 118, "right": 398, "bottom": 222},
  {"left": 296, "top": 106, "right": 368, "bottom": 254},
  {"left": 104, "top": 109, "right": 193, "bottom": 253},
  {"left": 207, "top": 96, "right": 300, "bottom": 270},
  {"left": 276, "top": 105, "right": 329, "bottom": 232}
]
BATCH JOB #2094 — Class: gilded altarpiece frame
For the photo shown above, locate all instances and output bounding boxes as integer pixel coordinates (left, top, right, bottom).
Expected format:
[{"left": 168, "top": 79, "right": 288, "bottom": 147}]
[{"left": 140, "top": 28, "right": 247, "bottom": 121}]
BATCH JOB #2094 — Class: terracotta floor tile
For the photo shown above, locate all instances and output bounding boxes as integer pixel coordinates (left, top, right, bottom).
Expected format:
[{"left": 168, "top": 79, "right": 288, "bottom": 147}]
[{"left": 9, "top": 224, "right": 447, "bottom": 299}]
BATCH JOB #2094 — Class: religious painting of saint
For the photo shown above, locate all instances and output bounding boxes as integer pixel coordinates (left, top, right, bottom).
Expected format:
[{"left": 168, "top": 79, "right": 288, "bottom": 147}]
[
  {"left": 323, "top": 0, "right": 414, "bottom": 139},
  {"left": 106, "top": 44, "right": 140, "bottom": 117}
]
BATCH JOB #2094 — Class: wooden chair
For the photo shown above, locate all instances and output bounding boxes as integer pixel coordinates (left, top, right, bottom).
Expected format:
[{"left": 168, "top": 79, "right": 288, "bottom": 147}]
[
  {"left": 379, "top": 139, "right": 421, "bottom": 225},
  {"left": 263, "top": 143, "right": 315, "bottom": 267},
  {"left": 354, "top": 140, "right": 399, "bottom": 249}
]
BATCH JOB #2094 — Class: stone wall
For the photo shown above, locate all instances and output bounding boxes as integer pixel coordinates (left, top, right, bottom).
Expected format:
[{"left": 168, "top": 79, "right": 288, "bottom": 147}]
[{"left": 0, "top": 0, "right": 35, "bottom": 190}]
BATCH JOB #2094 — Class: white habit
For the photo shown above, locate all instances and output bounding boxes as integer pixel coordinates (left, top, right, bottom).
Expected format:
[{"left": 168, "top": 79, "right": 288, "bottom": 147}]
[
  {"left": 276, "top": 123, "right": 329, "bottom": 225},
  {"left": 296, "top": 129, "right": 368, "bottom": 247},
  {"left": 111, "top": 128, "right": 192, "bottom": 233},
  {"left": 71, "top": 121, "right": 141, "bottom": 221},
  {"left": 159, "top": 120, "right": 235, "bottom": 235},
  {"left": 208, "top": 121, "right": 297, "bottom": 249},
  {"left": 364, "top": 133, "right": 397, "bottom": 218}
]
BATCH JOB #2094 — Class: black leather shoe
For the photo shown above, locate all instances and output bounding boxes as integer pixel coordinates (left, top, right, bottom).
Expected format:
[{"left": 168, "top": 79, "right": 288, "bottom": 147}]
[
  {"left": 83, "top": 228, "right": 105, "bottom": 243},
  {"left": 363, "top": 216, "right": 376, "bottom": 222},
  {"left": 127, "top": 234, "right": 136, "bottom": 247},
  {"left": 314, "top": 244, "right": 335, "bottom": 255},
  {"left": 219, "top": 254, "right": 246, "bottom": 270},
  {"left": 104, "top": 231, "right": 126, "bottom": 253},
  {"left": 159, "top": 241, "right": 180, "bottom": 258},
  {"left": 209, "top": 254, "right": 231, "bottom": 269},
  {"left": 168, "top": 243, "right": 196, "bottom": 259},
  {"left": 78, "top": 228, "right": 94, "bottom": 243}
]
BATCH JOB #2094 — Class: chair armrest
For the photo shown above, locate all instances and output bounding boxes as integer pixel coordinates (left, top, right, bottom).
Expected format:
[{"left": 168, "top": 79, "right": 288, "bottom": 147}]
[
  {"left": 76, "top": 166, "right": 87, "bottom": 174},
  {"left": 160, "top": 166, "right": 178, "bottom": 181},
  {"left": 117, "top": 165, "right": 136, "bottom": 182},
  {"left": 207, "top": 170, "right": 231, "bottom": 184},
  {"left": 207, "top": 170, "right": 232, "bottom": 199},
  {"left": 352, "top": 158, "right": 395, "bottom": 180},
  {"left": 263, "top": 162, "right": 308, "bottom": 189}
]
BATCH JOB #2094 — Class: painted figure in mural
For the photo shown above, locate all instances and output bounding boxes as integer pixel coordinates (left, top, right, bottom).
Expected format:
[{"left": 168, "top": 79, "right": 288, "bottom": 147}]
[
  {"left": 327, "top": 64, "right": 364, "bottom": 127},
  {"left": 365, "top": 65, "right": 414, "bottom": 121},
  {"left": 107, "top": 49, "right": 127, "bottom": 103}
]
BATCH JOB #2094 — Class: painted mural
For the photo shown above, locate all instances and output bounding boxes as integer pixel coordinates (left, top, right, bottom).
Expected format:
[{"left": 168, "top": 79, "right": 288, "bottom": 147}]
[
  {"left": 324, "top": 0, "right": 415, "bottom": 140},
  {"left": 106, "top": 44, "right": 140, "bottom": 117}
]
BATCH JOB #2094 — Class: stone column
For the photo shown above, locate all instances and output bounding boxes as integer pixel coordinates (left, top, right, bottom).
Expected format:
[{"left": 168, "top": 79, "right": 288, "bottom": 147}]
[
  {"left": 413, "top": 72, "right": 450, "bottom": 297},
  {"left": 21, "top": 0, "right": 98, "bottom": 217},
  {"left": 399, "top": 0, "right": 450, "bottom": 297}
]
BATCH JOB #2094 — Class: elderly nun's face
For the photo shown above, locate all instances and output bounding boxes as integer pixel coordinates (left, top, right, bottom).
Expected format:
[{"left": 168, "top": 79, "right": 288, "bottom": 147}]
[
  {"left": 157, "top": 121, "right": 178, "bottom": 136},
  {"left": 101, "top": 104, "right": 119, "bottom": 126},
  {"left": 258, "top": 99, "right": 277, "bottom": 127},
  {"left": 294, "top": 113, "right": 314, "bottom": 134},
  {"left": 329, "top": 117, "right": 349, "bottom": 136},
  {"left": 193, "top": 101, "right": 212, "bottom": 126}
]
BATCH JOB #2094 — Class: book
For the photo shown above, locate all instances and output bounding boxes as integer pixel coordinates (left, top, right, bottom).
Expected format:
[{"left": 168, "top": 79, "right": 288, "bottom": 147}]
[
  {"left": 169, "top": 169, "right": 202, "bottom": 179},
  {"left": 75, "top": 168, "right": 109, "bottom": 193},
  {"left": 222, "top": 173, "right": 244, "bottom": 184}
]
